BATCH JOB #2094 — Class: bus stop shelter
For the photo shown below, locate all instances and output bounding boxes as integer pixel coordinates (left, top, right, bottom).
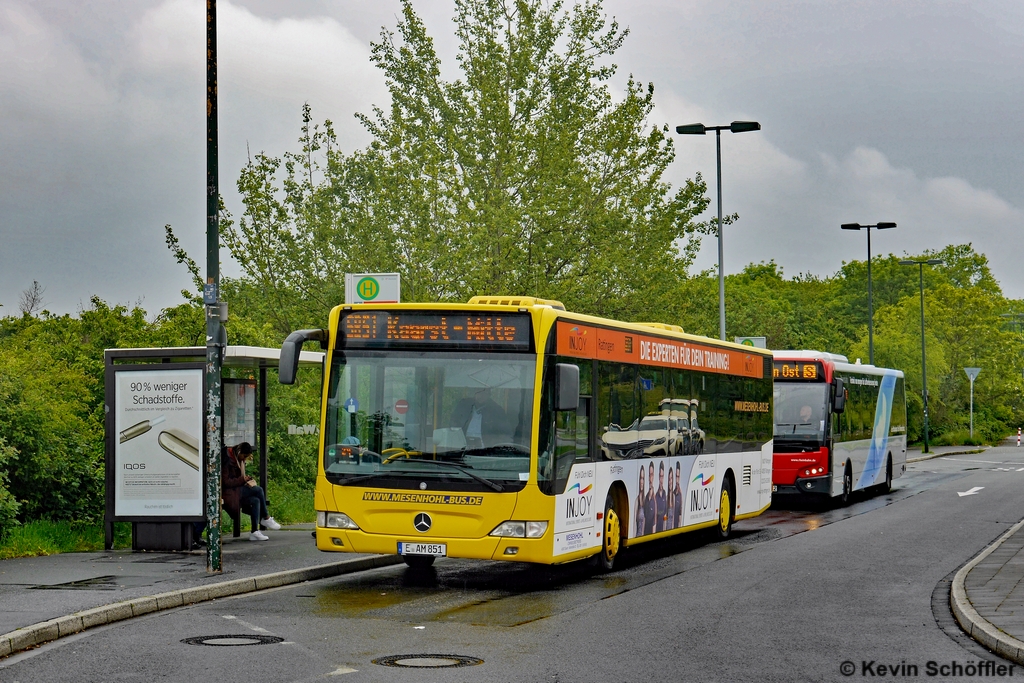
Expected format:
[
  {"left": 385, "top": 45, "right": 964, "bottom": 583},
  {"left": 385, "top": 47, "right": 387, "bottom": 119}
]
[{"left": 103, "top": 345, "right": 323, "bottom": 551}]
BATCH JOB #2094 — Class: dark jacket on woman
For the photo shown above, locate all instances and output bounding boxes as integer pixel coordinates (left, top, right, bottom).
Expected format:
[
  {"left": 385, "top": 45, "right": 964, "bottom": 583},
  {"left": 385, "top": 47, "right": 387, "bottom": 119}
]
[{"left": 221, "top": 447, "right": 251, "bottom": 514}]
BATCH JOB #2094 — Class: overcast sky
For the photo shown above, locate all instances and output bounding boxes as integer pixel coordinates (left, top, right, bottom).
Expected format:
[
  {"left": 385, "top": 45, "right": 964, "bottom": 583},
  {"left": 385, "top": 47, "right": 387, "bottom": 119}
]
[{"left": 2, "top": 0, "right": 1022, "bottom": 315}]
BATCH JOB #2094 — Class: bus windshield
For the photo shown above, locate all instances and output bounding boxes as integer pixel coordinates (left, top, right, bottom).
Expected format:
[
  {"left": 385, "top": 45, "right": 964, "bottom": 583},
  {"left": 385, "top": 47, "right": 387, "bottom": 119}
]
[
  {"left": 774, "top": 382, "right": 828, "bottom": 441},
  {"left": 323, "top": 352, "right": 536, "bottom": 491}
]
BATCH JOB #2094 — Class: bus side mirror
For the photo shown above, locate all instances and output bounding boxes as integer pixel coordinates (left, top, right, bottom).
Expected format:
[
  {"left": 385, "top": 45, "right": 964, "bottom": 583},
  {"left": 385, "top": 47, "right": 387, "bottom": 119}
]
[
  {"left": 555, "top": 363, "right": 580, "bottom": 411},
  {"left": 279, "top": 329, "right": 327, "bottom": 385},
  {"left": 833, "top": 378, "right": 846, "bottom": 414}
]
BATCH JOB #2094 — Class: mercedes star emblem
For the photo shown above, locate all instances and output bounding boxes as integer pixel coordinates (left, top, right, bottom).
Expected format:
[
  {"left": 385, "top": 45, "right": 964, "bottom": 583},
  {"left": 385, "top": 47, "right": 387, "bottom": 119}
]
[{"left": 413, "top": 512, "right": 432, "bottom": 533}]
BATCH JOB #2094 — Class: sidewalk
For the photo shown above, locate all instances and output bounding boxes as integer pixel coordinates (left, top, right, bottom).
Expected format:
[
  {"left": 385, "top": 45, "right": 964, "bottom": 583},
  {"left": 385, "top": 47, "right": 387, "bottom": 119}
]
[
  {"left": 949, "top": 437, "right": 1024, "bottom": 662},
  {"left": 953, "top": 519, "right": 1024, "bottom": 663},
  {"left": 906, "top": 443, "right": 989, "bottom": 463},
  {"left": 0, "top": 526, "right": 401, "bottom": 657}
]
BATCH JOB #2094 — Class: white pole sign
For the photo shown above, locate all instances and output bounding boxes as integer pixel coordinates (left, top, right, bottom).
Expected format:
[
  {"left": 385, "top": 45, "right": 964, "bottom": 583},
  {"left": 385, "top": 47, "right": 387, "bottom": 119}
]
[
  {"left": 345, "top": 273, "right": 401, "bottom": 304},
  {"left": 964, "top": 367, "right": 981, "bottom": 438},
  {"left": 114, "top": 368, "right": 204, "bottom": 516}
]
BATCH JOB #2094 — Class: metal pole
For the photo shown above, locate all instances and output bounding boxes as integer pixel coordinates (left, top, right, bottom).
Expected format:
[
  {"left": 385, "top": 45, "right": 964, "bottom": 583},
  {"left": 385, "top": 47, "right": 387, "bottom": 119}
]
[
  {"left": 866, "top": 227, "right": 874, "bottom": 365},
  {"left": 259, "top": 365, "right": 268, "bottom": 494},
  {"left": 205, "top": 0, "right": 223, "bottom": 573},
  {"left": 918, "top": 264, "right": 929, "bottom": 454},
  {"left": 716, "top": 129, "right": 725, "bottom": 341},
  {"left": 969, "top": 378, "right": 974, "bottom": 439}
]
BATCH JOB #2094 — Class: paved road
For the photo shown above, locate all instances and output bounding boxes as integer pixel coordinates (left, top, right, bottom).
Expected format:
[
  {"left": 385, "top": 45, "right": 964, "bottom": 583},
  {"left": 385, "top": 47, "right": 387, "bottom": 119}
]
[{"left": 6, "top": 447, "right": 1024, "bottom": 682}]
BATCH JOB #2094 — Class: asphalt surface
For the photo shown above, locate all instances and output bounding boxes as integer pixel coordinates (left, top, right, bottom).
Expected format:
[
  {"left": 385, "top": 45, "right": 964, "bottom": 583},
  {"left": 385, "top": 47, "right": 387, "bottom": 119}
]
[{"left": 3, "top": 447, "right": 1024, "bottom": 682}]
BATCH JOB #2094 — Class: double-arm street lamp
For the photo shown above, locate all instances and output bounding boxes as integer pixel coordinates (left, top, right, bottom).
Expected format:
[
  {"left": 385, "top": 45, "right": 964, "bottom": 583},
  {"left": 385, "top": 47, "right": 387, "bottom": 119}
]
[
  {"left": 899, "top": 258, "right": 944, "bottom": 453},
  {"left": 841, "top": 222, "right": 896, "bottom": 365},
  {"left": 677, "top": 121, "right": 761, "bottom": 341}
]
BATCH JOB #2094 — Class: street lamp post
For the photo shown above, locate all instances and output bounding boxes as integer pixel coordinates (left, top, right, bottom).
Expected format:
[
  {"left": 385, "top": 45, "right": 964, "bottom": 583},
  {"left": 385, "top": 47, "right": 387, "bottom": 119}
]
[
  {"left": 842, "top": 222, "right": 897, "bottom": 365},
  {"left": 899, "top": 258, "right": 943, "bottom": 453},
  {"left": 677, "top": 121, "right": 761, "bottom": 341}
]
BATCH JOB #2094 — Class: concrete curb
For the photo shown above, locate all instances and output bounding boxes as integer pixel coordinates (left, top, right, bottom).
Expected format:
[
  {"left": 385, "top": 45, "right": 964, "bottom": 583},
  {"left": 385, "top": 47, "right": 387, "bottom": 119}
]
[
  {"left": 907, "top": 447, "right": 988, "bottom": 463},
  {"left": 0, "top": 554, "right": 404, "bottom": 659},
  {"left": 951, "top": 518, "right": 1024, "bottom": 664}
]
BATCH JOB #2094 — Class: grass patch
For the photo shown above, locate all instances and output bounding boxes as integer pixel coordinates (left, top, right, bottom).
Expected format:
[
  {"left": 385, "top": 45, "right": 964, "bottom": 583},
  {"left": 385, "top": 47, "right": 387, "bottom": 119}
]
[
  {"left": 0, "top": 481, "right": 314, "bottom": 555},
  {"left": 0, "top": 521, "right": 131, "bottom": 559},
  {"left": 932, "top": 430, "right": 987, "bottom": 447}
]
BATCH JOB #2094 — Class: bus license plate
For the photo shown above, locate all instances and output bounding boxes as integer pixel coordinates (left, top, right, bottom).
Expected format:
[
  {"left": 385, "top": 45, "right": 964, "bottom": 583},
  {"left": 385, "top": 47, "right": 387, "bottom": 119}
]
[{"left": 398, "top": 542, "right": 447, "bottom": 557}]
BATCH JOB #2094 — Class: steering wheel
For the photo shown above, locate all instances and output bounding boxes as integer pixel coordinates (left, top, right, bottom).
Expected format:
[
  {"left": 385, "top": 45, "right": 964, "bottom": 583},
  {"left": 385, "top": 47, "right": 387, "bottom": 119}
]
[{"left": 381, "top": 448, "right": 424, "bottom": 464}]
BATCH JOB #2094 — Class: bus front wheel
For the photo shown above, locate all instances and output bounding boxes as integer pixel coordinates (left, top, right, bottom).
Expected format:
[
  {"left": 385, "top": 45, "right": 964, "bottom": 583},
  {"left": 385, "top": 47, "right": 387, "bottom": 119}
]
[
  {"left": 840, "top": 466, "right": 852, "bottom": 506},
  {"left": 596, "top": 495, "right": 621, "bottom": 572}
]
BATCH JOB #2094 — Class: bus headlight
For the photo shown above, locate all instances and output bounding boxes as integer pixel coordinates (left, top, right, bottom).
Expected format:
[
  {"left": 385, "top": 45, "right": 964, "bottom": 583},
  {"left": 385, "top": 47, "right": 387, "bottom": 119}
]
[
  {"left": 489, "top": 521, "right": 548, "bottom": 538},
  {"left": 317, "top": 511, "right": 360, "bottom": 530}
]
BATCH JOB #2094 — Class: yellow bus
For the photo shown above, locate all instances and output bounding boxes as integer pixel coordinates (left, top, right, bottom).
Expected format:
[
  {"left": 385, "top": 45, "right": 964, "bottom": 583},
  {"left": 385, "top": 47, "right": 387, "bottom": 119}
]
[{"left": 279, "top": 297, "right": 773, "bottom": 569}]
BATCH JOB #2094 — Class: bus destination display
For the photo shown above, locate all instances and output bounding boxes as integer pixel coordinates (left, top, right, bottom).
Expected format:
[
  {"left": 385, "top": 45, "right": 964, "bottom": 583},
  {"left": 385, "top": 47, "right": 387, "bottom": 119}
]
[
  {"left": 341, "top": 312, "right": 531, "bottom": 351},
  {"left": 773, "top": 361, "right": 822, "bottom": 381}
]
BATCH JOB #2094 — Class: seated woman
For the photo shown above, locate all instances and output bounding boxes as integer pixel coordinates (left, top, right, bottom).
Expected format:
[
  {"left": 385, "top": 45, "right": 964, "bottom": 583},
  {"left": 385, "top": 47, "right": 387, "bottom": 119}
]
[{"left": 223, "top": 442, "right": 281, "bottom": 541}]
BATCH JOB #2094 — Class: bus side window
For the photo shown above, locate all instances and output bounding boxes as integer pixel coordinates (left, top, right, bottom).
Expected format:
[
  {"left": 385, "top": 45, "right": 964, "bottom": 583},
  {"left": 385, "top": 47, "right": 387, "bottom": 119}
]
[{"left": 576, "top": 397, "right": 591, "bottom": 461}]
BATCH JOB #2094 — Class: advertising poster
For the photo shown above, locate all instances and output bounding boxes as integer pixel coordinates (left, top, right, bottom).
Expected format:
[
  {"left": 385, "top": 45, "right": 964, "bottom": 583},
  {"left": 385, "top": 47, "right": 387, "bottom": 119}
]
[
  {"left": 114, "top": 368, "right": 203, "bottom": 516},
  {"left": 552, "top": 464, "right": 598, "bottom": 556},
  {"left": 223, "top": 380, "right": 256, "bottom": 448}
]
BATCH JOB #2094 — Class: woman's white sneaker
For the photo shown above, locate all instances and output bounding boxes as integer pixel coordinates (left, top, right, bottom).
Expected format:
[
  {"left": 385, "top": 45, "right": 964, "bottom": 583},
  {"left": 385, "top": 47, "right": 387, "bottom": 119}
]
[
  {"left": 262, "top": 517, "right": 282, "bottom": 531},
  {"left": 249, "top": 530, "right": 269, "bottom": 541}
]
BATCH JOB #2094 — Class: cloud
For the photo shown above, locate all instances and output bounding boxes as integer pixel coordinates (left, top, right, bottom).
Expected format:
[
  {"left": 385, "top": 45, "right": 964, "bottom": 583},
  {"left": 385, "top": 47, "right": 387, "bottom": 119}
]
[{"left": 0, "top": 0, "right": 388, "bottom": 314}]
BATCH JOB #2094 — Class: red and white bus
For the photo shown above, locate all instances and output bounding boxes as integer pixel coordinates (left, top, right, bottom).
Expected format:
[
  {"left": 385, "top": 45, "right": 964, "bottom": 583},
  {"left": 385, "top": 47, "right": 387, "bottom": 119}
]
[{"left": 772, "top": 351, "right": 907, "bottom": 504}]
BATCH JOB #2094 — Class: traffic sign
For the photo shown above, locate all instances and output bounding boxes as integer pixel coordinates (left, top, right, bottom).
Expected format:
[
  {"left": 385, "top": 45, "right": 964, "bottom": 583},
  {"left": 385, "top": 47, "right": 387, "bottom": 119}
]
[
  {"left": 395, "top": 399, "right": 409, "bottom": 415},
  {"left": 734, "top": 336, "right": 767, "bottom": 348}
]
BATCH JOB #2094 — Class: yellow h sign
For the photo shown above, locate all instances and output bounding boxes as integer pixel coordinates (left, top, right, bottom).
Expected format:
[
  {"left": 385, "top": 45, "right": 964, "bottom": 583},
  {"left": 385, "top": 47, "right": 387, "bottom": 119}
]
[{"left": 356, "top": 277, "right": 379, "bottom": 301}]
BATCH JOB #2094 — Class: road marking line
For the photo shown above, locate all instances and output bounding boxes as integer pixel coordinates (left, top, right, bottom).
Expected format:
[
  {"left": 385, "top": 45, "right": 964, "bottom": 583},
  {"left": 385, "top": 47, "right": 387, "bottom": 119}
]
[
  {"left": 958, "top": 486, "right": 985, "bottom": 497},
  {"left": 329, "top": 667, "right": 358, "bottom": 675},
  {"left": 951, "top": 459, "right": 1013, "bottom": 465}
]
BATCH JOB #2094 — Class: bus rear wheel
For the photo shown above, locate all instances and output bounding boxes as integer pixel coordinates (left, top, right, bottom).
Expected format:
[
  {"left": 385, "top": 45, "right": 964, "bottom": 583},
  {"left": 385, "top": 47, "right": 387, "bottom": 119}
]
[
  {"left": 596, "top": 495, "right": 621, "bottom": 572},
  {"left": 881, "top": 456, "right": 892, "bottom": 494},
  {"left": 716, "top": 479, "right": 734, "bottom": 540},
  {"left": 840, "top": 466, "right": 852, "bottom": 506}
]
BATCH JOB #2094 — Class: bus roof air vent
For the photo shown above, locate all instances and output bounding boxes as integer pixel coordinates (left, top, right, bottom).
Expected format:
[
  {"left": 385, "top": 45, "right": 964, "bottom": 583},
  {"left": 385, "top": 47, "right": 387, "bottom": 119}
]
[
  {"left": 467, "top": 296, "right": 566, "bottom": 311},
  {"left": 634, "top": 322, "right": 685, "bottom": 334}
]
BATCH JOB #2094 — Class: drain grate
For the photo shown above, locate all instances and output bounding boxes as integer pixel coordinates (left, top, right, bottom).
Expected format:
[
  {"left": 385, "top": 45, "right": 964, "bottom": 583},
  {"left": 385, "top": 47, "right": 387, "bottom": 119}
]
[
  {"left": 30, "top": 575, "right": 118, "bottom": 591},
  {"left": 373, "top": 654, "right": 483, "bottom": 669},
  {"left": 182, "top": 635, "right": 284, "bottom": 647}
]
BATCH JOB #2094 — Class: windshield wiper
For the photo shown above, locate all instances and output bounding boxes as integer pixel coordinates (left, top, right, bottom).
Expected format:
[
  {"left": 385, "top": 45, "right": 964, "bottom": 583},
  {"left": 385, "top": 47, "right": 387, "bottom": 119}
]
[
  {"left": 332, "top": 460, "right": 504, "bottom": 492},
  {"left": 396, "top": 459, "right": 504, "bottom": 492}
]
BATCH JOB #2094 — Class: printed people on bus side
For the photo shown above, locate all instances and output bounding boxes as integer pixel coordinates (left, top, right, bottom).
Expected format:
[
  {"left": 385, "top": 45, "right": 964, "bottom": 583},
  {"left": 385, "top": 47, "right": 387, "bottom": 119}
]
[
  {"left": 643, "top": 462, "right": 657, "bottom": 535},
  {"left": 655, "top": 461, "right": 668, "bottom": 533},
  {"left": 451, "top": 387, "right": 510, "bottom": 448},
  {"left": 666, "top": 466, "right": 675, "bottom": 530},
  {"left": 673, "top": 461, "right": 683, "bottom": 528},
  {"left": 635, "top": 468, "right": 646, "bottom": 537}
]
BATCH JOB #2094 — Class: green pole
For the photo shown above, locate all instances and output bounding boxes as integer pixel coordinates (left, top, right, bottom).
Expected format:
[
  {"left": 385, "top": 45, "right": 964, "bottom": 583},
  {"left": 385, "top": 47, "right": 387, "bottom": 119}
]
[
  {"left": 918, "top": 263, "right": 929, "bottom": 454},
  {"left": 205, "top": 0, "right": 223, "bottom": 573}
]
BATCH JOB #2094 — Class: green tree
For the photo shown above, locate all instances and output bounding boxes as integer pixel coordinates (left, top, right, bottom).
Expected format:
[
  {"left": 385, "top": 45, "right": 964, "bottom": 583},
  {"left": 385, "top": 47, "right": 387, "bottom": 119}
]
[{"left": 222, "top": 0, "right": 708, "bottom": 330}]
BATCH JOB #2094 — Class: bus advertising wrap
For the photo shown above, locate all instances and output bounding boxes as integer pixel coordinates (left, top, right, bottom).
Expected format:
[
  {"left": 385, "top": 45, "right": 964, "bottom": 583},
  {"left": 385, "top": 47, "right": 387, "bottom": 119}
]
[
  {"left": 114, "top": 368, "right": 203, "bottom": 517},
  {"left": 556, "top": 322, "right": 764, "bottom": 378}
]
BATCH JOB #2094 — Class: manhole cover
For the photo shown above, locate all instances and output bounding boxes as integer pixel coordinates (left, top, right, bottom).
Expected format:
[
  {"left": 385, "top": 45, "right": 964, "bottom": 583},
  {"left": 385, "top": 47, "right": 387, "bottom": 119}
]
[
  {"left": 182, "top": 635, "right": 284, "bottom": 647},
  {"left": 373, "top": 654, "right": 483, "bottom": 668}
]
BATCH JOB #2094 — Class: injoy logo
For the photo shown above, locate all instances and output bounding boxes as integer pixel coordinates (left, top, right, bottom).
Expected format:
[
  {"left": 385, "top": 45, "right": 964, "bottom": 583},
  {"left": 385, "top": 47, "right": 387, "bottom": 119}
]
[
  {"left": 567, "top": 482, "right": 592, "bottom": 495},
  {"left": 692, "top": 472, "right": 714, "bottom": 486}
]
